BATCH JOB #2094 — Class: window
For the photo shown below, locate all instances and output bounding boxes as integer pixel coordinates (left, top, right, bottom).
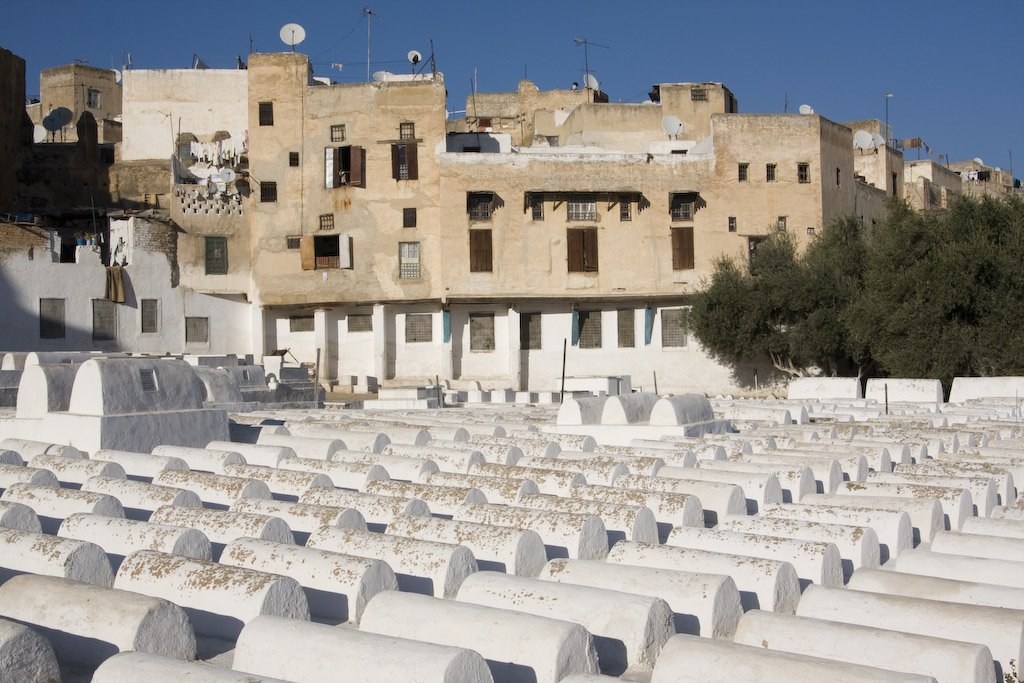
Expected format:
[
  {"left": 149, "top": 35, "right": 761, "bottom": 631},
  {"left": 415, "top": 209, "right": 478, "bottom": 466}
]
[
  {"left": 405, "top": 313, "right": 432, "bottom": 343},
  {"left": 567, "top": 227, "right": 599, "bottom": 272},
  {"left": 400, "top": 122, "right": 416, "bottom": 140},
  {"left": 309, "top": 234, "right": 352, "bottom": 270},
  {"left": 670, "top": 193, "right": 697, "bottom": 221},
  {"left": 39, "top": 298, "right": 65, "bottom": 339},
  {"left": 93, "top": 299, "right": 116, "bottom": 341},
  {"left": 662, "top": 308, "right": 690, "bottom": 347},
  {"left": 892, "top": 172, "right": 898, "bottom": 197},
  {"left": 567, "top": 195, "right": 597, "bottom": 221},
  {"left": 260, "top": 181, "right": 277, "bottom": 202},
  {"left": 806, "top": 227, "right": 816, "bottom": 236},
  {"left": 836, "top": 167, "right": 841, "bottom": 188},
  {"left": 477, "top": 117, "right": 492, "bottom": 129},
  {"left": 777, "top": 216, "right": 787, "bottom": 231},
  {"left": 469, "top": 230, "right": 493, "bottom": 272},
  {"left": 289, "top": 152, "right": 300, "bottom": 167},
  {"left": 185, "top": 316, "right": 209, "bottom": 343},
  {"left": 467, "top": 193, "right": 494, "bottom": 221},
  {"left": 141, "top": 299, "right": 159, "bottom": 334},
  {"left": 391, "top": 143, "right": 418, "bottom": 180},
  {"left": 469, "top": 313, "right": 495, "bottom": 351},
  {"left": 619, "top": 195, "right": 632, "bottom": 221},
  {"left": 738, "top": 163, "right": 749, "bottom": 182},
  {"left": 520, "top": 312, "right": 541, "bottom": 350},
  {"left": 348, "top": 314, "right": 372, "bottom": 332},
  {"left": 798, "top": 163, "right": 810, "bottom": 183},
  {"left": 399, "top": 242, "right": 421, "bottom": 279},
  {"left": 691, "top": 88, "right": 708, "bottom": 101},
  {"left": 319, "top": 214, "right": 335, "bottom": 231},
  {"left": 325, "top": 146, "right": 365, "bottom": 188},
  {"left": 205, "top": 236, "right": 228, "bottom": 275},
  {"left": 289, "top": 315, "right": 314, "bottom": 332},
  {"left": 403, "top": 208, "right": 417, "bottom": 228},
  {"left": 531, "top": 195, "right": 544, "bottom": 221},
  {"left": 728, "top": 216, "right": 737, "bottom": 232},
  {"left": 258, "top": 102, "right": 274, "bottom": 126},
  {"left": 286, "top": 236, "right": 301, "bottom": 249},
  {"left": 766, "top": 164, "right": 777, "bottom": 182},
  {"left": 139, "top": 368, "right": 158, "bottom": 392},
  {"left": 671, "top": 227, "right": 695, "bottom": 270},
  {"left": 330, "top": 124, "right": 346, "bottom": 142},
  {"left": 87, "top": 89, "right": 100, "bottom": 109},
  {"left": 617, "top": 309, "right": 635, "bottom": 348},
  {"left": 748, "top": 236, "right": 767, "bottom": 273},
  {"left": 577, "top": 310, "right": 602, "bottom": 349}
]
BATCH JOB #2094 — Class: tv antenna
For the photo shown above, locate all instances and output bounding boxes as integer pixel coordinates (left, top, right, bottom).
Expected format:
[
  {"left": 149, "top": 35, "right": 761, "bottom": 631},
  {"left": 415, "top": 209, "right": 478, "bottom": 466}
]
[
  {"left": 573, "top": 37, "right": 609, "bottom": 91},
  {"left": 364, "top": 6, "right": 383, "bottom": 82},
  {"left": 279, "top": 23, "right": 306, "bottom": 52}
]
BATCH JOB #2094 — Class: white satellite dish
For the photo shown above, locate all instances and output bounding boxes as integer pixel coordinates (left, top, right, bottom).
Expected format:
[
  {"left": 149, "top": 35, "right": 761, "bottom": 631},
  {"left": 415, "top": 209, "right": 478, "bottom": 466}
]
[
  {"left": 973, "top": 157, "right": 984, "bottom": 165},
  {"left": 220, "top": 168, "right": 237, "bottom": 183},
  {"left": 32, "top": 124, "right": 47, "bottom": 143},
  {"left": 584, "top": 73, "right": 600, "bottom": 91},
  {"left": 853, "top": 130, "right": 873, "bottom": 150},
  {"left": 279, "top": 23, "right": 307, "bottom": 49},
  {"left": 798, "top": 104, "right": 814, "bottom": 115},
  {"left": 871, "top": 133, "right": 886, "bottom": 148},
  {"left": 372, "top": 70, "right": 390, "bottom": 82},
  {"left": 661, "top": 115, "right": 684, "bottom": 138},
  {"left": 407, "top": 50, "right": 422, "bottom": 65},
  {"left": 111, "top": 69, "right": 122, "bottom": 84}
]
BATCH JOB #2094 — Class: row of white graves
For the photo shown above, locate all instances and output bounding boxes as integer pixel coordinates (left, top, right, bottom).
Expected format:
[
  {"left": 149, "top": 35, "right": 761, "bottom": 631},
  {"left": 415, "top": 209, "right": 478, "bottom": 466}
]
[{"left": 1, "top": 380, "right": 1024, "bottom": 680}]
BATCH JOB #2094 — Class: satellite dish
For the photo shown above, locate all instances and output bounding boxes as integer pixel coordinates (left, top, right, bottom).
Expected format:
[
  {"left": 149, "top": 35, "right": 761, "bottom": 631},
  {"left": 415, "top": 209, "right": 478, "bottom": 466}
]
[
  {"left": 111, "top": 69, "right": 122, "bottom": 84},
  {"left": 279, "top": 23, "right": 307, "bottom": 49},
  {"left": 870, "top": 133, "right": 886, "bottom": 148},
  {"left": 372, "top": 70, "right": 390, "bottom": 82},
  {"left": 407, "top": 50, "right": 422, "bottom": 65},
  {"left": 798, "top": 104, "right": 814, "bottom": 115},
  {"left": 661, "top": 115, "right": 684, "bottom": 138},
  {"left": 220, "top": 168, "right": 237, "bottom": 183},
  {"left": 853, "top": 130, "right": 873, "bottom": 150},
  {"left": 42, "top": 107, "right": 73, "bottom": 132},
  {"left": 584, "top": 73, "right": 600, "bottom": 91},
  {"left": 973, "top": 157, "right": 984, "bottom": 165},
  {"left": 32, "top": 124, "right": 47, "bottom": 143}
]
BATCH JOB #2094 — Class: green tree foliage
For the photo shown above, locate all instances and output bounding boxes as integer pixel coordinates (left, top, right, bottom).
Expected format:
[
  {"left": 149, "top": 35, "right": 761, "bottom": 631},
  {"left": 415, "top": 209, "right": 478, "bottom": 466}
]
[{"left": 691, "top": 195, "right": 1024, "bottom": 386}]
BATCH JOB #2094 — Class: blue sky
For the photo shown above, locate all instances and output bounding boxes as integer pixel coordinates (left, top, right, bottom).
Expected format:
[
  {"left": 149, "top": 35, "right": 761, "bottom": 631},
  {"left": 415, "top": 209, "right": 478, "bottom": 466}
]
[{"left": 3, "top": 0, "right": 1021, "bottom": 174}]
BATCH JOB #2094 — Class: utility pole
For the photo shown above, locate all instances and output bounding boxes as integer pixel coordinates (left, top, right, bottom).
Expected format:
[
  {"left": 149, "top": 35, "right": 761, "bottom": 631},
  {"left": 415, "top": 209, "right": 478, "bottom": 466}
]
[
  {"left": 364, "top": 6, "right": 382, "bottom": 82},
  {"left": 884, "top": 92, "right": 893, "bottom": 147}
]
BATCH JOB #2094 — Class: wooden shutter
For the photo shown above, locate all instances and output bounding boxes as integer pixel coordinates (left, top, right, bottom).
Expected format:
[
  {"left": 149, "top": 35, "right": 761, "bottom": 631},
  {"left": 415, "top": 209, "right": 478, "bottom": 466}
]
[
  {"left": 672, "top": 226, "right": 694, "bottom": 270},
  {"left": 325, "top": 148, "right": 336, "bottom": 188},
  {"left": 567, "top": 229, "right": 583, "bottom": 272},
  {"left": 583, "top": 228, "right": 599, "bottom": 272},
  {"left": 391, "top": 144, "right": 400, "bottom": 180},
  {"left": 470, "top": 230, "right": 492, "bottom": 272},
  {"left": 406, "top": 144, "right": 418, "bottom": 180},
  {"left": 300, "top": 235, "right": 315, "bottom": 270},
  {"left": 338, "top": 235, "right": 353, "bottom": 269},
  {"left": 349, "top": 145, "right": 364, "bottom": 187}
]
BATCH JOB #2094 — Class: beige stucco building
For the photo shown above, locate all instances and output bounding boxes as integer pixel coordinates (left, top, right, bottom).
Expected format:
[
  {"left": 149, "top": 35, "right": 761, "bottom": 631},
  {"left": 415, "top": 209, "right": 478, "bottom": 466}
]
[{"left": 26, "top": 63, "right": 121, "bottom": 144}]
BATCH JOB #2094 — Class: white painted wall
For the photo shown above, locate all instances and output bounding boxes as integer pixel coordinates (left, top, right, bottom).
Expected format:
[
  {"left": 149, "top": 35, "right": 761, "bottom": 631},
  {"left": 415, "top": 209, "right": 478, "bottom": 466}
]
[
  {"left": 0, "top": 241, "right": 251, "bottom": 355},
  {"left": 390, "top": 306, "right": 446, "bottom": 379},
  {"left": 335, "top": 308, "right": 376, "bottom": 379},
  {"left": 120, "top": 69, "right": 248, "bottom": 161}
]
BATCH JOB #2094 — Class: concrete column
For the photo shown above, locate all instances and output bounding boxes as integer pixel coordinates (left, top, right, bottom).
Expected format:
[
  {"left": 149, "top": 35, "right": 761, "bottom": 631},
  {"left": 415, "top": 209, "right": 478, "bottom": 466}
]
[
  {"left": 313, "top": 307, "right": 330, "bottom": 386},
  {"left": 372, "top": 304, "right": 387, "bottom": 381},
  {"left": 440, "top": 307, "right": 454, "bottom": 381},
  {"left": 250, "top": 297, "right": 266, "bottom": 360},
  {"left": 507, "top": 305, "right": 522, "bottom": 390}
]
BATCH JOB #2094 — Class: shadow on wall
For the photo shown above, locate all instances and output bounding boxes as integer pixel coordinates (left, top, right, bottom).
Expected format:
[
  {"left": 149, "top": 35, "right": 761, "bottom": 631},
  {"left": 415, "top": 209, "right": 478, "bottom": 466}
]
[
  {"left": 727, "top": 358, "right": 789, "bottom": 395},
  {"left": 0, "top": 265, "right": 126, "bottom": 353}
]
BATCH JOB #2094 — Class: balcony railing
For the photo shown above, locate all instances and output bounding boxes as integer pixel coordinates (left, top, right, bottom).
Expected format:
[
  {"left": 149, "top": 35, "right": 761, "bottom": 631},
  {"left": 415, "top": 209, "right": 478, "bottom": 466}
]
[{"left": 316, "top": 255, "right": 341, "bottom": 270}]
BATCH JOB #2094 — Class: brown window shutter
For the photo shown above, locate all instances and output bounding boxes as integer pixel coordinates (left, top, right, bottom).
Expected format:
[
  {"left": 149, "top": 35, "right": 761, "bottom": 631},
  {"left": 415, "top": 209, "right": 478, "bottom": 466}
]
[
  {"left": 359, "top": 147, "right": 366, "bottom": 187},
  {"left": 324, "top": 148, "right": 335, "bottom": 188},
  {"left": 300, "top": 235, "right": 315, "bottom": 270},
  {"left": 470, "top": 230, "right": 492, "bottom": 272},
  {"left": 406, "top": 144, "right": 419, "bottom": 180},
  {"left": 672, "top": 227, "right": 695, "bottom": 270},
  {"left": 349, "top": 145, "right": 363, "bottom": 187},
  {"left": 567, "top": 229, "right": 583, "bottom": 272},
  {"left": 584, "top": 228, "right": 598, "bottom": 271},
  {"left": 391, "top": 144, "right": 400, "bottom": 180}
]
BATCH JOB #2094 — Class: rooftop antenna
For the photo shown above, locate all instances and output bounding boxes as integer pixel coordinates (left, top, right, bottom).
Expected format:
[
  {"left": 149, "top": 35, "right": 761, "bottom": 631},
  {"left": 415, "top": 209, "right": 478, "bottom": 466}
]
[
  {"left": 279, "top": 23, "right": 306, "bottom": 52},
  {"left": 364, "top": 6, "right": 383, "bottom": 82},
  {"left": 784, "top": 93, "right": 789, "bottom": 113},
  {"left": 572, "top": 37, "right": 609, "bottom": 93}
]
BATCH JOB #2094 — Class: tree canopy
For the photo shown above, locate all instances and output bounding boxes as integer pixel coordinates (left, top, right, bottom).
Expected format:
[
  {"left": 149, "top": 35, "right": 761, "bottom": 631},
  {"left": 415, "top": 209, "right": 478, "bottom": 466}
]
[{"left": 690, "top": 195, "right": 1024, "bottom": 387}]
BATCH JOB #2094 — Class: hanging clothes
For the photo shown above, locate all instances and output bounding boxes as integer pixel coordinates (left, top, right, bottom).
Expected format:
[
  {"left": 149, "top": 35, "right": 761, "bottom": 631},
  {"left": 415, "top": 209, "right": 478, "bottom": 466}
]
[{"left": 105, "top": 265, "right": 125, "bottom": 303}]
